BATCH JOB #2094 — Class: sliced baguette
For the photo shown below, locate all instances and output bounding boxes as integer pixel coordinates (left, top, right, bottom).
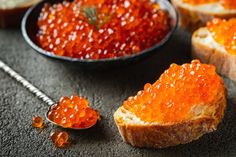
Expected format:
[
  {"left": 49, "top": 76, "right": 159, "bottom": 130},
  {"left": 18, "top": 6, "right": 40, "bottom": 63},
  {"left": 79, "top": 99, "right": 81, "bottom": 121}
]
[
  {"left": 114, "top": 71, "right": 227, "bottom": 148},
  {"left": 171, "top": 0, "right": 236, "bottom": 31},
  {"left": 0, "top": 0, "right": 41, "bottom": 28},
  {"left": 192, "top": 27, "right": 236, "bottom": 82}
]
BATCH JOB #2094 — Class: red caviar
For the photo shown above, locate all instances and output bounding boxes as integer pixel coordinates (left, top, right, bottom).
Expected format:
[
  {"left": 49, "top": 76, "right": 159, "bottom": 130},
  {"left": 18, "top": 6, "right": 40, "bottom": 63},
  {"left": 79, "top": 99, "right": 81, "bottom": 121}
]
[
  {"left": 32, "top": 116, "right": 44, "bottom": 128},
  {"left": 207, "top": 18, "right": 236, "bottom": 55},
  {"left": 50, "top": 131, "right": 69, "bottom": 148},
  {"left": 48, "top": 95, "right": 100, "bottom": 129},
  {"left": 220, "top": 0, "right": 236, "bottom": 9},
  {"left": 123, "top": 60, "right": 223, "bottom": 123},
  {"left": 37, "top": 0, "right": 170, "bottom": 59},
  {"left": 183, "top": 0, "right": 236, "bottom": 9},
  {"left": 183, "top": 0, "right": 217, "bottom": 5}
]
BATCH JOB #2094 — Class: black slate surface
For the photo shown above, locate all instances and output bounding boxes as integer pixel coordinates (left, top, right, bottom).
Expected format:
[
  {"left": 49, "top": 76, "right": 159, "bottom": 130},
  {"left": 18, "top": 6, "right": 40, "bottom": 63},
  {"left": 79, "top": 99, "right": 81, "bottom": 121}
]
[{"left": 0, "top": 28, "right": 236, "bottom": 157}]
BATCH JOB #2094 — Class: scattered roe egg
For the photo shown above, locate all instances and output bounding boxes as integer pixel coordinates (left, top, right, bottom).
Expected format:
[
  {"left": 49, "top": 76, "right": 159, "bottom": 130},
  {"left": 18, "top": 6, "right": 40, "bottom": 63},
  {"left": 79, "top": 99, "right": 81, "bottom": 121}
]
[
  {"left": 37, "top": 0, "right": 170, "bottom": 59},
  {"left": 122, "top": 60, "right": 224, "bottom": 123},
  {"left": 50, "top": 131, "right": 69, "bottom": 148},
  {"left": 32, "top": 116, "right": 44, "bottom": 128},
  {"left": 47, "top": 95, "right": 100, "bottom": 129},
  {"left": 182, "top": 0, "right": 236, "bottom": 9},
  {"left": 207, "top": 18, "right": 236, "bottom": 55}
]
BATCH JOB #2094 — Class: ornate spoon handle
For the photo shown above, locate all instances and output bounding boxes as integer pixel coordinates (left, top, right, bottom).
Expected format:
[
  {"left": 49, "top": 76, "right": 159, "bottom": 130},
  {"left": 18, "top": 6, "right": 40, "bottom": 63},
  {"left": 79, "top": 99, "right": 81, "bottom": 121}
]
[{"left": 0, "top": 60, "right": 55, "bottom": 106}]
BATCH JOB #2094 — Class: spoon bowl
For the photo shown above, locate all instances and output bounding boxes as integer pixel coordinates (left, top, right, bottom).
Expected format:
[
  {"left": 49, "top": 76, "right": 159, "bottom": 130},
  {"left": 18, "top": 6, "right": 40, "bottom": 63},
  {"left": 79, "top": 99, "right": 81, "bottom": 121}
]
[
  {"left": 21, "top": 0, "right": 178, "bottom": 69},
  {"left": 45, "top": 104, "right": 97, "bottom": 130}
]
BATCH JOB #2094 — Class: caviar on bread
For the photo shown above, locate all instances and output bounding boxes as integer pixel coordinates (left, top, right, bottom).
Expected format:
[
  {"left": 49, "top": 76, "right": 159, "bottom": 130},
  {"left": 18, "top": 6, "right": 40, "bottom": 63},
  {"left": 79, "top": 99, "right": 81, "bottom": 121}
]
[
  {"left": 171, "top": 0, "right": 236, "bottom": 31},
  {"left": 192, "top": 18, "right": 236, "bottom": 82},
  {"left": 114, "top": 60, "right": 227, "bottom": 148}
]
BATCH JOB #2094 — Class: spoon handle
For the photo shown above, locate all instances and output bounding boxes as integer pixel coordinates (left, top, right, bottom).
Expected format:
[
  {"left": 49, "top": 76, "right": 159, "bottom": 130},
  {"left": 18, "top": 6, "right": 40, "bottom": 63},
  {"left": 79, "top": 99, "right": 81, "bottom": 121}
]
[{"left": 0, "top": 60, "right": 55, "bottom": 106}]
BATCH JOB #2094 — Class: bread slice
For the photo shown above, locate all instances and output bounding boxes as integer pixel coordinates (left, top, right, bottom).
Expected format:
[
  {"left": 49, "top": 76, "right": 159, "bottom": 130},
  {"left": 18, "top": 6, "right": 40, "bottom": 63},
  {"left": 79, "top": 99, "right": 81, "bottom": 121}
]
[
  {"left": 0, "top": 0, "right": 41, "bottom": 28},
  {"left": 192, "top": 27, "right": 236, "bottom": 82},
  {"left": 171, "top": 0, "right": 236, "bottom": 31},
  {"left": 114, "top": 70, "right": 227, "bottom": 148},
  {"left": 0, "top": 0, "right": 41, "bottom": 10}
]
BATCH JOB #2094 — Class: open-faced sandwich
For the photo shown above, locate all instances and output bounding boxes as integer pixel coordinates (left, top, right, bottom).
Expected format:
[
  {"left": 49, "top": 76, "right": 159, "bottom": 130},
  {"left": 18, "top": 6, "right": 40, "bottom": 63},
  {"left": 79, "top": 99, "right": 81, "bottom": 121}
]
[
  {"left": 192, "top": 18, "right": 236, "bottom": 82},
  {"left": 114, "top": 60, "right": 227, "bottom": 148},
  {"left": 171, "top": 0, "right": 236, "bottom": 31}
]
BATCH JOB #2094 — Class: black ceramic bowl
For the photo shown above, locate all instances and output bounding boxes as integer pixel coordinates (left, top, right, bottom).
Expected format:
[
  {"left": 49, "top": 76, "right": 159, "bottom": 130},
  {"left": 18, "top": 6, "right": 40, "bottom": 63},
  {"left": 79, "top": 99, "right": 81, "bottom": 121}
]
[{"left": 21, "top": 0, "right": 178, "bottom": 68}]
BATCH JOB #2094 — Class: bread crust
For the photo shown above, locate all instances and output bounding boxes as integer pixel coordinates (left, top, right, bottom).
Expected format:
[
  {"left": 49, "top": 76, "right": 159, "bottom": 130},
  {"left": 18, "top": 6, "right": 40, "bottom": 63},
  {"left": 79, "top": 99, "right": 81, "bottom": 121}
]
[
  {"left": 114, "top": 82, "right": 226, "bottom": 148},
  {"left": 192, "top": 28, "right": 236, "bottom": 82},
  {"left": 171, "top": 0, "right": 236, "bottom": 32}
]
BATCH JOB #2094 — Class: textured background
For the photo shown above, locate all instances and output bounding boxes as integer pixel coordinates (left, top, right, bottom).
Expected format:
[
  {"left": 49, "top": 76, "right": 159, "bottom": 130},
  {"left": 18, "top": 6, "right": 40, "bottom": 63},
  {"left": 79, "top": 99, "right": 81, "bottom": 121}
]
[{"left": 0, "top": 27, "right": 236, "bottom": 157}]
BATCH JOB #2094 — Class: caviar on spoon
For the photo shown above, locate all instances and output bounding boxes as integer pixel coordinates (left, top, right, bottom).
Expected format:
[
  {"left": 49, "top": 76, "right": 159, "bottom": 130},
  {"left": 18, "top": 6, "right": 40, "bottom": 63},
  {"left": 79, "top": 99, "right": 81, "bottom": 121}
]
[{"left": 46, "top": 95, "right": 100, "bottom": 130}]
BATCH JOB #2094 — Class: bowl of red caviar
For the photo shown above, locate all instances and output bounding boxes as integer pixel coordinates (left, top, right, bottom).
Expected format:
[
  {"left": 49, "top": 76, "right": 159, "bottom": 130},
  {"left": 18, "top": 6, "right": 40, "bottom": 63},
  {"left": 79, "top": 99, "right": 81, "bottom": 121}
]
[{"left": 22, "top": 0, "right": 178, "bottom": 68}]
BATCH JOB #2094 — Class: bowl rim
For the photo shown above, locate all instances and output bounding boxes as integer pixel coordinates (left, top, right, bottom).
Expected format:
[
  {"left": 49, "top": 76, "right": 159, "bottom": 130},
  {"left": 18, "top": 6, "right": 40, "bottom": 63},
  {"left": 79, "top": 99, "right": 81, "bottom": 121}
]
[{"left": 21, "top": 0, "right": 178, "bottom": 63}]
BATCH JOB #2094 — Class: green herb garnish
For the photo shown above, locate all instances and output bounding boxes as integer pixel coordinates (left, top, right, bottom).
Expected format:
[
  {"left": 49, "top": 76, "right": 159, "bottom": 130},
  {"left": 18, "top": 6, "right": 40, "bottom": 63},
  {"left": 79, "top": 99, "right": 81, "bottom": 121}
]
[
  {"left": 83, "top": 6, "right": 113, "bottom": 29},
  {"left": 84, "top": 6, "right": 98, "bottom": 28}
]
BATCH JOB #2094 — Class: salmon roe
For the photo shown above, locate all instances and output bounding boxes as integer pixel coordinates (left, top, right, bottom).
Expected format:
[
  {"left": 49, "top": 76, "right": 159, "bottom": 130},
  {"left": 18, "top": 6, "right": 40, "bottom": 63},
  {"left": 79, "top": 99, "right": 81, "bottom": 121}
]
[
  {"left": 123, "top": 60, "right": 223, "bottom": 123},
  {"left": 50, "top": 131, "right": 69, "bottom": 148},
  {"left": 220, "top": 0, "right": 236, "bottom": 9},
  {"left": 37, "top": 0, "right": 170, "bottom": 59},
  {"left": 183, "top": 0, "right": 236, "bottom": 9},
  {"left": 47, "top": 95, "right": 100, "bottom": 129},
  {"left": 32, "top": 116, "right": 44, "bottom": 128},
  {"left": 207, "top": 18, "right": 236, "bottom": 55},
  {"left": 183, "top": 0, "right": 217, "bottom": 5}
]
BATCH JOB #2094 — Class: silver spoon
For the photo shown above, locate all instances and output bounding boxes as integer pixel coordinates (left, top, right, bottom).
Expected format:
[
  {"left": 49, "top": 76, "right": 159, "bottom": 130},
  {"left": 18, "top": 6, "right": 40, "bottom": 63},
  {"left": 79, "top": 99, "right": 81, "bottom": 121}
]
[{"left": 0, "top": 60, "right": 97, "bottom": 130}]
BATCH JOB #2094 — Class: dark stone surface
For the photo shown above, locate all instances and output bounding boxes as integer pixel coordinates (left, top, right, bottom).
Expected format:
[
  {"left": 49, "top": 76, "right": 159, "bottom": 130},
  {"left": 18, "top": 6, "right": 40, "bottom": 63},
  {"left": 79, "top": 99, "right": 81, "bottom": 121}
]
[{"left": 0, "top": 28, "right": 235, "bottom": 157}]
